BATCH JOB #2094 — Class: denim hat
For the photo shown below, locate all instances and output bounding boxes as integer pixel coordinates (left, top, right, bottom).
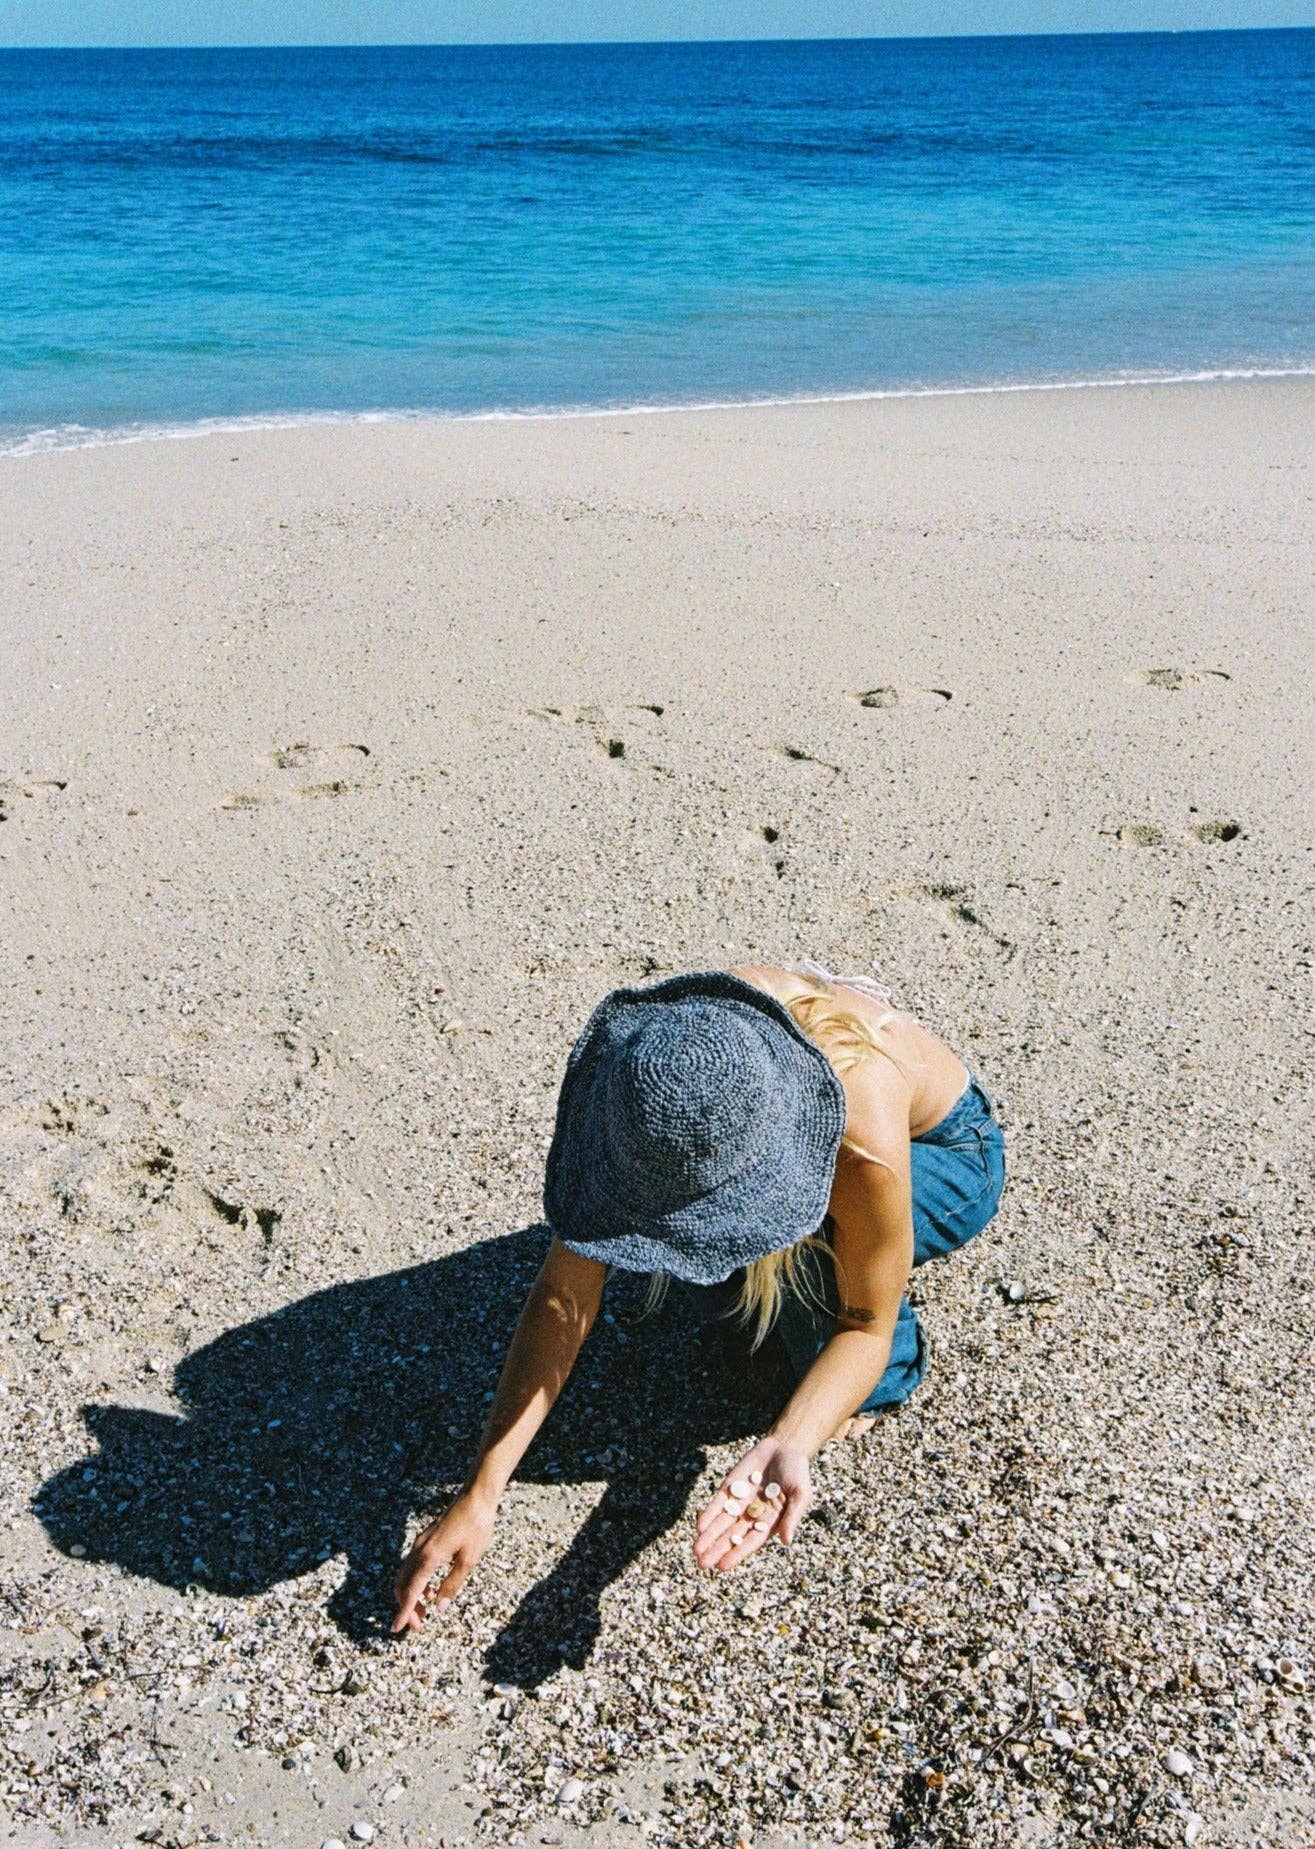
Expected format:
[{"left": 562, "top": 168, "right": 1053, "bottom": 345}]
[{"left": 543, "top": 969, "right": 846, "bottom": 1284}]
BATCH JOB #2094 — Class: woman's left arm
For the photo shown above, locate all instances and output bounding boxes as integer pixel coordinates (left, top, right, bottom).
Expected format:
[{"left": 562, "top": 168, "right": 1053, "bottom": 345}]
[{"left": 694, "top": 1064, "right": 914, "bottom": 1572}]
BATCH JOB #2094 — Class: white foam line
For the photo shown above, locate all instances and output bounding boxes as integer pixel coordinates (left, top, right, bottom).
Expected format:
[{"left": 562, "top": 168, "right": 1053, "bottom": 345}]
[{"left": 4, "top": 363, "right": 1314, "bottom": 458}]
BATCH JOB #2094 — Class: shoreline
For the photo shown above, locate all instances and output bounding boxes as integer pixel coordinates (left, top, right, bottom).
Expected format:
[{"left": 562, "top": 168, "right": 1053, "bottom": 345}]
[{"left": 5, "top": 358, "right": 1315, "bottom": 458}]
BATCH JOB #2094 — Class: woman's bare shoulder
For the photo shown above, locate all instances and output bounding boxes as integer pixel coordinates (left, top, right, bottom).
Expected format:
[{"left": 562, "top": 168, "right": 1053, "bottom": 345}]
[{"left": 729, "top": 962, "right": 799, "bottom": 1000}]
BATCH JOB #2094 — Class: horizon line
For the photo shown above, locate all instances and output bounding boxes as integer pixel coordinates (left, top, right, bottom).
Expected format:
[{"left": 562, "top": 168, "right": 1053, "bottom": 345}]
[{"left": 5, "top": 24, "right": 1315, "bottom": 52}]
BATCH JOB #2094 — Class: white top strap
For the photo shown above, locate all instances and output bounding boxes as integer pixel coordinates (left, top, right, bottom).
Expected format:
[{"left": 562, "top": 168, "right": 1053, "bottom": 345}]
[{"left": 790, "top": 957, "right": 897, "bottom": 1011}]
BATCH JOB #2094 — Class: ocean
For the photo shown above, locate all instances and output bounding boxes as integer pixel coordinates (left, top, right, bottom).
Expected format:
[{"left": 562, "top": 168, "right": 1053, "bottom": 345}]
[{"left": 2, "top": 31, "right": 1313, "bottom": 453}]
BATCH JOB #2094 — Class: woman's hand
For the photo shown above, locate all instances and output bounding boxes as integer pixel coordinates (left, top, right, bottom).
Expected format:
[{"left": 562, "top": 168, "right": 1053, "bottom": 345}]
[
  {"left": 391, "top": 1491, "right": 496, "bottom": 1633},
  {"left": 693, "top": 1437, "right": 812, "bottom": 1573}
]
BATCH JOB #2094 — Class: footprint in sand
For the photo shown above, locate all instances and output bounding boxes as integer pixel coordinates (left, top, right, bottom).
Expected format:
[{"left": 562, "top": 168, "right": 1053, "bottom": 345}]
[
  {"left": 911, "top": 882, "right": 1014, "bottom": 958},
  {"left": 1124, "top": 668, "right": 1231, "bottom": 690},
  {"left": 849, "top": 686, "right": 953, "bottom": 711},
  {"left": 734, "top": 822, "right": 788, "bottom": 878},
  {"left": 1114, "top": 824, "right": 1168, "bottom": 847},
  {"left": 769, "top": 743, "right": 843, "bottom": 775},
  {"left": 0, "top": 776, "right": 68, "bottom": 822},
  {"left": 1107, "top": 818, "right": 1243, "bottom": 847},
  {"left": 265, "top": 741, "right": 371, "bottom": 771},
  {"left": 12, "top": 1097, "right": 281, "bottom": 1245},
  {"left": 525, "top": 702, "right": 670, "bottom": 769},
  {"left": 223, "top": 742, "right": 372, "bottom": 811}
]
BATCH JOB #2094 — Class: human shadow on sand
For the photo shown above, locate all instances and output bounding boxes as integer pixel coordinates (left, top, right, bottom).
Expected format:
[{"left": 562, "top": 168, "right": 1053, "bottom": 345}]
[{"left": 34, "top": 1226, "right": 784, "bottom": 1688}]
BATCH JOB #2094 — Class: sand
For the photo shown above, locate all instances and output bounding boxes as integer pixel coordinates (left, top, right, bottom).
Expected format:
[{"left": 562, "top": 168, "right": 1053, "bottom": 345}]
[{"left": 1, "top": 378, "right": 1313, "bottom": 1847}]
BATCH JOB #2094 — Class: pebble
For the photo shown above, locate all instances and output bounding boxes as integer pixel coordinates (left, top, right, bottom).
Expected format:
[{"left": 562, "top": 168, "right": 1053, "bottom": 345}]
[
  {"left": 1005, "top": 1280, "right": 1027, "bottom": 1302},
  {"left": 320, "top": 1840, "right": 348, "bottom": 1849},
  {"left": 350, "top": 1825, "right": 375, "bottom": 1843},
  {"left": 1184, "top": 1816, "right": 1205, "bottom": 1846},
  {"left": 557, "top": 1778, "right": 584, "bottom": 1806},
  {"left": 1165, "top": 1748, "right": 1194, "bottom": 1777}
]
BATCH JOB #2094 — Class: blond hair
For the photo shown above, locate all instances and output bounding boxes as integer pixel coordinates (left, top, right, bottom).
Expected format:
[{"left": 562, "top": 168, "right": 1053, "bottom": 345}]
[
  {"left": 734, "top": 971, "right": 906, "bottom": 1348},
  {"left": 646, "top": 969, "right": 913, "bottom": 1349}
]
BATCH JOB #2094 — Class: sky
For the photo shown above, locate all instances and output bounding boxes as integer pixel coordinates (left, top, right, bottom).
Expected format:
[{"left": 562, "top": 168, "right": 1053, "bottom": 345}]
[{"left": 1, "top": 2, "right": 1312, "bottom": 48}]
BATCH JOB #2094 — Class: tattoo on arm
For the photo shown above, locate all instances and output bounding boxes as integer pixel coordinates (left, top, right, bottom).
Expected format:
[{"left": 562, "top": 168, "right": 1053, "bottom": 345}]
[{"left": 838, "top": 1303, "right": 880, "bottom": 1326}]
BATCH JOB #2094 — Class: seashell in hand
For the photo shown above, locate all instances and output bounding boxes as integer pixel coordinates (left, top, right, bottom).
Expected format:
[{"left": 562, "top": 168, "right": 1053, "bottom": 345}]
[
  {"left": 764, "top": 1482, "right": 783, "bottom": 1501},
  {"left": 729, "top": 1479, "right": 752, "bottom": 1499},
  {"left": 723, "top": 1496, "right": 743, "bottom": 1516},
  {"left": 749, "top": 1470, "right": 763, "bottom": 1485}
]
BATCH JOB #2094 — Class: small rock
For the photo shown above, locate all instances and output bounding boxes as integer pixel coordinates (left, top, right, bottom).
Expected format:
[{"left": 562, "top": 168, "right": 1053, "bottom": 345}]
[
  {"left": 1005, "top": 1280, "right": 1026, "bottom": 1302},
  {"left": 1051, "top": 1677, "right": 1078, "bottom": 1704},
  {"left": 321, "top": 1840, "right": 348, "bottom": 1849},
  {"left": 334, "top": 1746, "right": 361, "bottom": 1773},
  {"left": 557, "top": 1778, "right": 584, "bottom": 1806},
  {"left": 69, "top": 1542, "right": 87, "bottom": 1558},
  {"left": 350, "top": 1825, "right": 375, "bottom": 1844},
  {"left": 1184, "top": 1816, "right": 1205, "bottom": 1847},
  {"left": 1165, "top": 1747, "right": 1194, "bottom": 1777},
  {"left": 383, "top": 1783, "right": 405, "bottom": 1803},
  {"left": 340, "top": 1672, "right": 368, "bottom": 1697}
]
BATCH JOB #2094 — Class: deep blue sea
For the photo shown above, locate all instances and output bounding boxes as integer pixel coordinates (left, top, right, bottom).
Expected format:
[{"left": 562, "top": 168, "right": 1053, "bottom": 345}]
[{"left": 2, "top": 32, "right": 1314, "bottom": 452}]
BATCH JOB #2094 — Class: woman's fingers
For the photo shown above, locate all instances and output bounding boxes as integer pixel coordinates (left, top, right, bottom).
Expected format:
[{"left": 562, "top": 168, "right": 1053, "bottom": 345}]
[
  {"left": 694, "top": 1496, "right": 784, "bottom": 1571},
  {"left": 391, "top": 1539, "right": 454, "bottom": 1633},
  {"left": 777, "top": 1482, "right": 812, "bottom": 1545},
  {"left": 432, "top": 1551, "right": 473, "bottom": 1607},
  {"left": 695, "top": 1459, "right": 770, "bottom": 1535},
  {"left": 709, "top": 1515, "right": 776, "bottom": 1572},
  {"left": 693, "top": 1503, "right": 740, "bottom": 1555}
]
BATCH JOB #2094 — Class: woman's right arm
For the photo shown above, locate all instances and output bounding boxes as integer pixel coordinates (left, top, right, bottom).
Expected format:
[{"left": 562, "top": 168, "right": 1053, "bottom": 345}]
[{"left": 391, "top": 1237, "right": 607, "bottom": 1631}]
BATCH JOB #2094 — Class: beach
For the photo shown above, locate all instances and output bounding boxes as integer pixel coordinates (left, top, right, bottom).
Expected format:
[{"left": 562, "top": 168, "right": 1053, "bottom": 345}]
[{"left": 2, "top": 376, "right": 1313, "bottom": 1846}]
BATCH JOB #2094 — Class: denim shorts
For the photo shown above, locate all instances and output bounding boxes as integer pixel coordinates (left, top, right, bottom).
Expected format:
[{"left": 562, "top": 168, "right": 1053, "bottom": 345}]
[{"left": 676, "top": 1073, "right": 1006, "bottom": 1412}]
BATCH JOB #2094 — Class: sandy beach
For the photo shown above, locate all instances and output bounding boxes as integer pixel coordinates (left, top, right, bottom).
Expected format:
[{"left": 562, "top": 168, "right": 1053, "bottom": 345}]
[{"left": 2, "top": 377, "right": 1313, "bottom": 1847}]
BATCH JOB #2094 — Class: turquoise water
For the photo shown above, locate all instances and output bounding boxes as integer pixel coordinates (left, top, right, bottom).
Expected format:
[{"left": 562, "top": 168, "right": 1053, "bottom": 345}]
[{"left": 2, "top": 31, "right": 1314, "bottom": 451}]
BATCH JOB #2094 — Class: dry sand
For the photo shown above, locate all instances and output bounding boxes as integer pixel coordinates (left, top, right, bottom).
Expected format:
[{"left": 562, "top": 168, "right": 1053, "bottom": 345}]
[{"left": 1, "top": 379, "right": 1313, "bottom": 1848}]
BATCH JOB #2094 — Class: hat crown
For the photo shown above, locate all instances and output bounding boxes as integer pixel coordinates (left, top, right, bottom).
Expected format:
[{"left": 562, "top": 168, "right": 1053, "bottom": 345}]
[
  {"left": 603, "top": 1005, "right": 775, "bottom": 1201},
  {"left": 543, "top": 969, "right": 846, "bottom": 1285}
]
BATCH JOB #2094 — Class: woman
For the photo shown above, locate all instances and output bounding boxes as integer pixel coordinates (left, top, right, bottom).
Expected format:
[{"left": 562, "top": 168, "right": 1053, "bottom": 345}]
[{"left": 392, "top": 962, "right": 1005, "bottom": 1631}]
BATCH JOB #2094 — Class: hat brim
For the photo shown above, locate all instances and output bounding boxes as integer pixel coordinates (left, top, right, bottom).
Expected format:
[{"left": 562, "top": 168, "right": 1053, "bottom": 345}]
[{"left": 543, "top": 970, "right": 846, "bottom": 1285}]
